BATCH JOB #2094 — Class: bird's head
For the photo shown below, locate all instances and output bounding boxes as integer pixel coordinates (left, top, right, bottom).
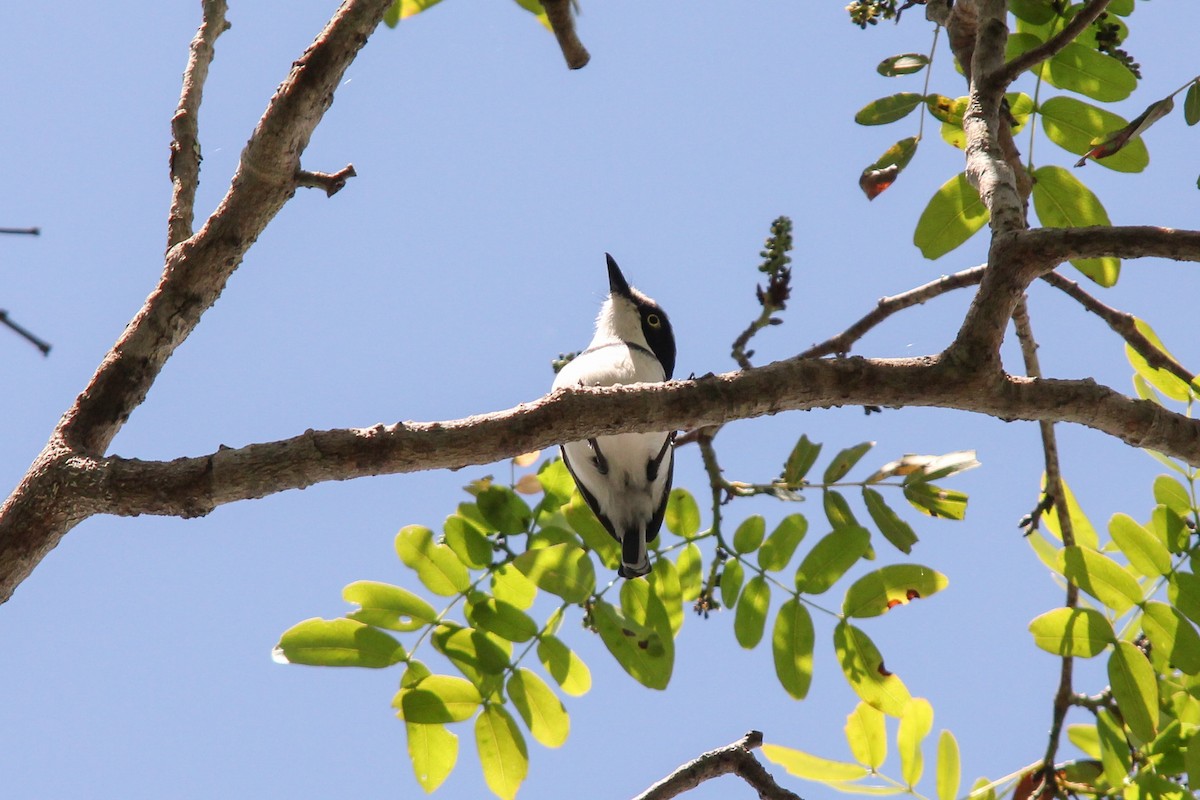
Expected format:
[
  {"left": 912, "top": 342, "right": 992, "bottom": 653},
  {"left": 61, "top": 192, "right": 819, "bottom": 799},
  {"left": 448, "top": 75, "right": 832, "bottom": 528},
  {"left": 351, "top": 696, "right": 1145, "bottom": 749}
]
[{"left": 602, "top": 253, "right": 676, "bottom": 379}]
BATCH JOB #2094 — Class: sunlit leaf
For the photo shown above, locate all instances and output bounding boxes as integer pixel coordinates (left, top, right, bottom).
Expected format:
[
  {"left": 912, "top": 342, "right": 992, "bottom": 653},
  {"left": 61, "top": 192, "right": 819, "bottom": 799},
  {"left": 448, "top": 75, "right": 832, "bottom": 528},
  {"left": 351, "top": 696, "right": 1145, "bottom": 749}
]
[
  {"left": 513, "top": 542, "right": 595, "bottom": 603},
  {"left": 406, "top": 721, "right": 457, "bottom": 793},
  {"left": 1107, "top": 640, "right": 1158, "bottom": 742},
  {"left": 824, "top": 442, "right": 876, "bottom": 483},
  {"left": 783, "top": 435, "right": 822, "bottom": 485},
  {"left": 1153, "top": 474, "right": 1192, "bottom": 518},
  {"left": 431, "top": 626, "right": 511, "bottom": 694},
  {"left": 394, "top": 674, "right": 482, "bottom": 723},
  {"left": 1028, "top": 607, "right": 1115, "bottom": 657},
  {"left": 902, "top": 481, "right": 968, "bottom": 520},
  {"left": 491, "top": 562, "right": 538, "bottom": 611},
  {"left": 1030, "top": 166, "right": 1118, "bottom": 286},
  {"left": 845, "top": 701, "right": 887, "bottom": 770},
  {"left": 924, "top": 94, "right": 965, "bottom": 126},
  {"left": 722, "top": 558, "right": 746, "bottom": 608},
  {"left": 824, "top": 490, "right": 860, "bottom": 529},
  {"left": 1097, "top": 708, "right": 1131, "bottom": 786},
  {"left": 898, "top": 697, "right": 933, "bottom": 785},
  {"left": 591, "top": 600, "right": 671, "bottom": 690},
  {"left": 537, "top": 635, "right": 591, "bottom": 696},
  {"left": 877, "top": 53, "right": 929, "bottom": 76},
  {"left": 273, "top": 617, "right": 406, "bottom": 668},
  {"left": 384, "top": 0, "right": 446, "bottom": 28},
  {"left": 1059, "top": 545, "right": 1142, "bottom": 613},
  {"left": 649, "top": 556, "right": 684, "bottom": 635},
  {"left": 477, "top": 486, "right": 532, "bottom": 535},
  {"left": 1039, "top": 478, "right": 1100, "bottom": 549},
  {"left": 913, "top": 172, "right": 988, "bottom": 260},
  {"left": 536, "top": 458, "right": 575, "bottom": 507},
  {"left": 834, "top": 621, "right": 912, "bottom": 717},
  {"left": 1038, "top": 96, "right": 1148, "bottom": 173},
  {"left": 1170, "top": 571, "right": 1200, "bottom": 626},
  {"left": 563, "top": 493, "right": 620, "bottom": 568},
  {"left": 395, "top": 525, "right": 471, "bottom": 597},
  {"left": 508, "top": 668, "right": 569, "bottom": 748},
  {"left": 732, "top": 515, "right": 767, "bottom": 555},
  {"left": 1141, "top": 601, "right": 1200, "bottom": 675},
  {"left": 1044, "top": 42, "right": 1137, "bottom": 102},
  {"left": 344, "top": 580, "right": 437, "bottom": 632},
  {"left": 1008, "top": 0, "right": 1055, "bottom": 24},
  {"left": 465, "top": 593, "right": 539, "bottom": 643},
  {"left": 676, "top": 542, "right": 703, "bottom": 602},
  {"left": 758, "top": 515, "right": 808, "bottom": 571},
  {"left": 665, "top": 488, "right": 701, "bottom": 538},
  {"left": 773, "top": 598, "right": 814, "bottom": 700},
  {"left": 854, "top": 93, "right": 924, "bottom": 125},
  {"left": 1124, "top": 317, "right": 1194, "bottom": 401},
  {"left": 444, "top": 514, "right": 493, "bottom": 569},
  {"left": 860, "top": 137, "right": 919, "bottom": 200},
  {"left": 475, "top": 704, "right": 528, "bottom": 800},
  {"left": 761, "top": 744, "right": 870, "bottom": 782},
  {"left": 735, "top": 576, "right": 771, "bottom": 649},
  {"left": 936, "top": 731, "right": 960, "bottom": 800},
  {"left": 862, "top": 489, "right": 918, "bottom": 554},
  {"left": 1108, "top": 513, "right": 1171, "bottom": 577},
  {"left": 842, "top": 564, "right": 948, "bottom": 618},
  {"left": 795, "top": 527, "right": 871, "bottom": 595}
]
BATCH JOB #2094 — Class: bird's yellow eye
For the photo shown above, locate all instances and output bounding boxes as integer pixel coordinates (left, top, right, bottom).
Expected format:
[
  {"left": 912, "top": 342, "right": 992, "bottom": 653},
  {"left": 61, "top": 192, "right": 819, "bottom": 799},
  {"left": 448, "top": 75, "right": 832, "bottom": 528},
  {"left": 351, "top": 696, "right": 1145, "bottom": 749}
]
[{"left": 646, "top": 313, "right": 661, "bottom": 328}]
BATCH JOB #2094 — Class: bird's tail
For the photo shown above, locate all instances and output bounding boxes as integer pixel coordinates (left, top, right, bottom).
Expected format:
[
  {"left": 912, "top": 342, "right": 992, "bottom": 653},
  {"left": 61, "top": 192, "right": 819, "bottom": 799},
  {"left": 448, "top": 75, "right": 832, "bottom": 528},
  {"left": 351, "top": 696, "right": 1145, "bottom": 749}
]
[{"left": 618, "top": 528, "right": 651, "bottom": 578}]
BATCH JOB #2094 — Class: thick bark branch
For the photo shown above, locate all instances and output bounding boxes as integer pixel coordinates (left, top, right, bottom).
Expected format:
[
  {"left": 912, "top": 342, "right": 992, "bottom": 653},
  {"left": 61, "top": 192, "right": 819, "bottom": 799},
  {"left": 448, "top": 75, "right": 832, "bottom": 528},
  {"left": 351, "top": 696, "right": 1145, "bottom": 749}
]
[{"left": 632, "top": 731, "right": 803, "bottom": 800}]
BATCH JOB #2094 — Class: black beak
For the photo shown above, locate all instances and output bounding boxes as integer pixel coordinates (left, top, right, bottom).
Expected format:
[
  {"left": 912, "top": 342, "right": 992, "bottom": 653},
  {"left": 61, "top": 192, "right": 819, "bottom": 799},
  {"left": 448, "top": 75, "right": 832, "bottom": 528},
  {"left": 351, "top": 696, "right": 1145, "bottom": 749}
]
[{"left": 606, "top": 253, "right": 633, "bottom": 299}]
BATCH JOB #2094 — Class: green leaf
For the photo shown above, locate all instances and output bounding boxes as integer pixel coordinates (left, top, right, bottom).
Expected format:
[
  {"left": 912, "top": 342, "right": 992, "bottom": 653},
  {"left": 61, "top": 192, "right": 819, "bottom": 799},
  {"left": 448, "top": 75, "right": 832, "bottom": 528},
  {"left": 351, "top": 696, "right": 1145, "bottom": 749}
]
[
  {"left": 465, "top": 593, "right": 539, "bottom": 643},
  {"left": 854, "top": 93, "right": 924, "bottom": 125},
  {"left": 897, "top": 698, "right": 933, "bottom": 785},
  {"left": 444, "top": 514, "right": 493, "bottom": 569},
  {"left": 913, "top": 172, "right": 988, "bottom": 260},
  {"left": 675, "top": 543, "right": 703, "bottom": 602},
  {"left": 1150, "top": 505, "right": 1189, "bottom": 556},
  {"left": 772, "top": 598, "right": 815, "bottom": 700},
  {"left": 842, "top": 565, "right": 949, "bottom": 618},
  {"left": 845, "top": 701, "right": 887, "bottom": 770},
  {"left": 1067, "top": 723, "right": 1101, "bottom": 759},
  {"left": 863, "top": 489, "right": 918, "bottom": 554},
  {"left": 1097, "top": 708, "right": 1132, "bottom": 786},
  {"left": 1107, "top": 640, "right": 1159, "bottom": 743},
  {"left": 513, "top": 542, "right": 595, "bottom": 603},
  {"left": 795, "top": 527, "right": 871, "bottom": 595},
  {"left": 758, "top": 515, "right": 808, "bottom": 571},
  {"left": 936, "top": 731, "right": 961, "bottom": 800},
  {"left": 824, "top": 490, "right": 860, "bottom": 529},
  {"left": 431, "top": 626, "right": 511, "bottom": 694},
  {"left": 511, "top": 0, "right": 551, "bottom": 29},
  {"left": 924, "top": 94, "right": 965, "bottom": 126},
  {"left": 1186, "top": 82, "right": 1200, "bottom": 126},
  {"left": 1028, "top": 607, "right": 1115, "bottom": 657},
  {"left": 1009, "top": 0, "right": 1055, "bottom": 24},
  {"left": 876, "top": 53, "right": 929, "bottom": 77},
  {"left": 649, "top": 556, "right": 684, "bottom": 635},
  {"left": 902, "top": 482, "right": 968, "bottom": 520},
  {"left": 405, "top": 721, "right": 457, "bottom": 793},
  {"left": 1075, "top": 95, "right": 1172, "bottom": 170},
  {"left": 824, "top": 442, "right": 876, "bottom": 483},
  {"left": 1109, "top": 513, "right": 1171, "bottom": 577},
  {"left": 1154, "top": 474, "right": 1192, "bottom": 518},
  {"left": 343, "top": 580, "right": 437, "bottom": 632},
  {"left": 1141, "top": 601, "right": 1200, "bottom": 675},
  {"left": 1187, "top": 729, "right": 1200, "bottom": 795},
  {"left": 1040, "top": 478, "right": 1100, "bottom": 549},
  {"left": 477, "top": 486, "right": 532, "bottom": 535},
  {"left": 783, "top": 435, "right": 822, "bottom": 484},
  {"left": 475, "top": 704, "right": 528, "bottom": 800},
  {"left": 508, "top": 668, "right": 569, "bottom": 748},
  {"left": 1059, "top": 545, "right": 1143, "bottom": 614},
  {"left": 834, "top": 621, "right": 912, "bottom": 717},
  {"left": 761, "top": 744, "right": 870, "bottom": 782},
  {"left": 733, "top": 515, "right": 767, "bottom": 554},
  {"left": 665, "top": 488, "right": 701, "bottom": 537},
  {"left": 1039, "top": 96, "right": 1148, "bottom": 173},
  {"left": 394, "top": 674, "right": 482, "bottom": 723},
  {"left": 273, "top": 617, "right": 406, "bottom": 668},
  {"left": 563, "top": 493, "right": 620, "bottom": 568},
  {"left": 1170, "top": 571, "right": 1200, "bottom": 626},
  {"left": 591, "top": 600, "right": 671, "bottom": 690},
  {"left": 1044, "top": 42, "right": 1138, "bottom": 102},
  {"left": 395, "top": 525, "right": 471, "bottom": 597},
  {"left": 536, "top": 458, "right": 575, "bottom": 507},
  {"left": 490, "top": 562, "right": 538, "bottom": 611},
  {"left": 537, "top": 635, "right": 591, "bottom": 696},
  {"left": 735, "top": 575, "right": 771, "bottom": 649},
  {"left": 1125, "top": 317, "right": 1193, "bottom": 401},
  {"left": 621, "top": 578, "right": 677, "bottom": 674},
  {"left": 860, "top": 137, "right": 920, "bottom": 200},
  {"left": 721, "top": 559, "right": 745, "bottom": 608},
  {"left": 1030, "top": 165, "right": 1118, "bottom": 286}
]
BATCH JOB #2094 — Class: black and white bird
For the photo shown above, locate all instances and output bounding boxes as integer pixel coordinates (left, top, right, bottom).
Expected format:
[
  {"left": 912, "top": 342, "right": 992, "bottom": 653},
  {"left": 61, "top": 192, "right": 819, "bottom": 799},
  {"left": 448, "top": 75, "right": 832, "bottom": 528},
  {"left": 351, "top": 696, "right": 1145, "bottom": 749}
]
[{"left": 553, "top": 254, "right": 676, "bottom": 578}]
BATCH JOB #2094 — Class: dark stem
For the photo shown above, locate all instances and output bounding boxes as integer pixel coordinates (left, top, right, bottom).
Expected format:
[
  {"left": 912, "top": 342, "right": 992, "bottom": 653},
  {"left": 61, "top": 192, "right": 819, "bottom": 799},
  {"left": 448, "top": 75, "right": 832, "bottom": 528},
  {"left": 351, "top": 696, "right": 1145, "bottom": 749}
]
[{"left": 0, "top": 310, "right": 51, "bottom": 356}]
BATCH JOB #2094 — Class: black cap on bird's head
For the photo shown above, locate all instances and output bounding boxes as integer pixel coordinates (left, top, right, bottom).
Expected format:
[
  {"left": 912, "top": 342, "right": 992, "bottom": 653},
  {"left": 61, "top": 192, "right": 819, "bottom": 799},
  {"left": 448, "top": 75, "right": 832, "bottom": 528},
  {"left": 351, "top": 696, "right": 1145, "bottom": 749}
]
[{"left": 604, "top": 253, "right": 676, "bottom": 380}]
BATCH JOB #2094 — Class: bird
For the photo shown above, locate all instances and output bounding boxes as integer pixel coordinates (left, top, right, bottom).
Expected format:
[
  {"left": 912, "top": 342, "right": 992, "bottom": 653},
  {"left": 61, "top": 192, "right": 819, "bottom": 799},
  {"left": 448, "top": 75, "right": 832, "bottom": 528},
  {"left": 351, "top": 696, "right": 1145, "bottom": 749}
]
[{"left": 552, "top": 254, "right": 677, "bottom": 578}]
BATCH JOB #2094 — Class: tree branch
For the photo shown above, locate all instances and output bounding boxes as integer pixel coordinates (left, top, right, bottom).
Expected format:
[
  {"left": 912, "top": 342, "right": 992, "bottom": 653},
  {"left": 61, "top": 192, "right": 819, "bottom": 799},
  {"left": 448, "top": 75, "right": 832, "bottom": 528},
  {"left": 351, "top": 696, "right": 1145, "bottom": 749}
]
[
  {"left": 0, "top": 310, "right": 51, "bottom": 356},
  {"left": 296, "top": 164, "right": 358, "bottom": 196},
  {"left": 1000, "top": 0, "right": 1114, "bottom": 86},
  {"left": 541, "top": 0, "right": 590, "bottom": 69},
  {"left": 167, "top": 0, "right": 230, "bottom": 250},
  {"left": 632, "top": 730, "right": 804, "bottom": 800}
]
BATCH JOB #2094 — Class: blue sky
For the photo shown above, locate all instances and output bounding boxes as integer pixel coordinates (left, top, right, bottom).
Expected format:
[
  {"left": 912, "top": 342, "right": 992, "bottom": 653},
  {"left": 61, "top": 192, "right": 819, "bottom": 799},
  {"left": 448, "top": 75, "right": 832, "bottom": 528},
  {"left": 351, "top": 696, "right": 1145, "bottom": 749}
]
[{"left": 3, "top": 2, "right": 1200, "bottom": 798}]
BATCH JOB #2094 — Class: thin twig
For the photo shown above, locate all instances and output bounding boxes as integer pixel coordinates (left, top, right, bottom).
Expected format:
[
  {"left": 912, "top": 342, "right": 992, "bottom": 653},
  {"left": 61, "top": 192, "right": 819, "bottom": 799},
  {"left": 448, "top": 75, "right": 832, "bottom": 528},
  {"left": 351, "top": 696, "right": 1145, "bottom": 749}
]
[
  {"left": 296, "top": 164, "right": 358, "bottom": 197},
  {"left": 167, "top": 0, "right": 230, "bottom": 250},
  {"left": 800, "top": 266, "right": 985, "bottom": 358},
  {"left": 1040, "top": 271, "right": 1196, "bottom": 387},
  {"left": 632, "top": 730, "right": 804, "bottom": 800},
  {"left": 0, "top": 310, "right": 51, "bottom": 356},
  {"left": 1012, "top": 298, "right": 1077, "bottom": 800},
  {"left": 1000, "top": 0, "right": 1115, "bottom": 85},
  {"left": 541, "top": 0, "right": 589, "bottom": 69},
  {"left": 0, "top": 227, "right": 39, "bottom": 236}
]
